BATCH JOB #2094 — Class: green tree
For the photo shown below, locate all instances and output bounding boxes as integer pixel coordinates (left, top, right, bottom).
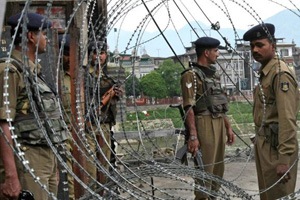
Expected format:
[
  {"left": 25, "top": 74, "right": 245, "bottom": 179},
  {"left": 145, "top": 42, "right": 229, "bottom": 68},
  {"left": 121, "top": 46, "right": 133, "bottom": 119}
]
[
  {"left": 140, "top": 71, "right": 167, "bottom": 98},
  {"left": 156, "top": 59, "right": 183, "bottom": 97},
  {"left": 125, "top": 74, "right": 141, "bottom": 97}
]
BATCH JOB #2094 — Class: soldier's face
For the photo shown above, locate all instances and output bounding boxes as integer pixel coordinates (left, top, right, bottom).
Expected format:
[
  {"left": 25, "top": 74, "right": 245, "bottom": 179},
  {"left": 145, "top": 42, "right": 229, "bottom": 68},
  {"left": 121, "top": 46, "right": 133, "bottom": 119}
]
[
  {"left": 99, "top": 51, "right": 107, "bottom": 65},
  {"left": 31, "top": 30, "right": 48, "bottom": 53},
  {"left": 91, "top": 50, "right": 107, "bottom": 67},
  {"left": 62, "top": 54, "right": 70, "bottom": 71},
  {"left": 250, "top": 38, "right": 275, "bottom": 65},
  {"left": 206, "top": 48, "right": 219, "bottom": 64}
]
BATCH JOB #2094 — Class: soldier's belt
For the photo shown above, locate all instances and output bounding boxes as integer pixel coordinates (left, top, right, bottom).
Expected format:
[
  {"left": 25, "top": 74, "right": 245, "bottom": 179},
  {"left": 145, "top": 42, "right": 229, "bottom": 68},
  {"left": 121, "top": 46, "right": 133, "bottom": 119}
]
[
  {"left": 195, "top": 110, "right": 211, "bottom": 115},
  {"left": 195, "top": 110, "right": 224, "bottom": 118}
]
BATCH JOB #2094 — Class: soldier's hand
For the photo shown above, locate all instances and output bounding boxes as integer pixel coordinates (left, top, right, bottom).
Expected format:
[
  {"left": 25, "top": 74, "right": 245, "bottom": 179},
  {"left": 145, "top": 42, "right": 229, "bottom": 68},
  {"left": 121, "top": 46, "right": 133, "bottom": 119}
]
[
  {"left": 0, "top": 176, "right": 21, "bottom": 200},
  {"left": 113, "top": 86, "right": 123, "bottom": 97},
  {"left": 276, "top": 164, "right": 291, "bottom": 184},
  {"left": 188, "top": 138, "right": 200, "bottom": 157},
  {"left": 226, "top": 128, "right": 235, "bottom": 145}
]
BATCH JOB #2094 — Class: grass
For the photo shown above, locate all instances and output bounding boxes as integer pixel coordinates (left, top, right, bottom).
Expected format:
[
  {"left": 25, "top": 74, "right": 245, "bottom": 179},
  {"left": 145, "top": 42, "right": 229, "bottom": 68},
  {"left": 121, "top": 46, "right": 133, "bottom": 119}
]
[
  {"left": 119, "top": 102, "right": 300, "bottom": 159},
  {"left": 125, "top": 102, "right": 255, "bottom": 129}
]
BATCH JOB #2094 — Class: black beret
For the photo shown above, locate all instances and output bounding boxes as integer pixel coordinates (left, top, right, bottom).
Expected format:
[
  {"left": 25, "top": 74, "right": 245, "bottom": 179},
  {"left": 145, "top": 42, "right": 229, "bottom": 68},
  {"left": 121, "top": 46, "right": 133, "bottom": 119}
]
[
  {"left": 58, "top": 34, "right": 70, "bottom": 55},
  {"left": 8, "top": 12, "right": 51, "bottom": 30},
  {"left": 243, "top": 23, "right": 275, "bottom": 41},
  {"left": 88, "top": 41, "right": 107, "bottom": 53},
  {"left": 194, "top": 37, "right": 220, "bottom": 49}
]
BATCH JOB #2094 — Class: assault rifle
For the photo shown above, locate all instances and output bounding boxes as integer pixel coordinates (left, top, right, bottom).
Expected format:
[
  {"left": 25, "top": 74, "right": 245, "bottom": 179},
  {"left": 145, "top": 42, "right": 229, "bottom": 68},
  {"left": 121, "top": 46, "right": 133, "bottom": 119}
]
[
  {"left": 175, "top": 144, "right": 204, "bottom": 170},
  {"left": 100, "top": 85, "right": 117, "bottom": 107},
  {"left": 18, "top": 190, "right": 34, "bottom": 200},
  {"left": 100, "top": 73, "right": 132, "bottom": 108},
  {"left": 170, "top": 104, "right": 204, "bottom": 169}
]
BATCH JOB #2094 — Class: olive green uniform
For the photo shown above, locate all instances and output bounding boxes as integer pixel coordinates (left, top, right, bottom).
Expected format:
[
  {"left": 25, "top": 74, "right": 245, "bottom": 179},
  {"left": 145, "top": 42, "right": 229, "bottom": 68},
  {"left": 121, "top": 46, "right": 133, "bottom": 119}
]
[
  {"left": 85, "top": 66, "right": 117, "bottom": 188},
  {"left": 61, "top": 71, "right": 75, "bottom": 200},
  {"left": 181, "top": 64, "right": 227, "bottom": 200},
  {"left": 253, "top": 57, "right": 299, "bottom": 200},
  {"left": 0, "top": 50, "right": 68, "bottom": 199}
]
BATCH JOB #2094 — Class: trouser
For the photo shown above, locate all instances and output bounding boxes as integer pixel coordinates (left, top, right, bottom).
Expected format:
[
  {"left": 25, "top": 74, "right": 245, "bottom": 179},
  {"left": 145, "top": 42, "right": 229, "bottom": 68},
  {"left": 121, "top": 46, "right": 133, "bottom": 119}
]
[
  {"left": 194, "top": 115, "right": 226, "bottom": 200},
  {"left": 57, "top": 138, "right": 75, "bottom": 200},
  {"left": 65, "top": 139, "right": 75, "bottom": 200},
  {"left": 86, "top": 123, "right": 111, "bottom": 190},
  {"left": 17, "top": 144, "right": 58, "bottom": 200},
  {"left": 255, "top": 134, "right": 298, "bottom": 200}
]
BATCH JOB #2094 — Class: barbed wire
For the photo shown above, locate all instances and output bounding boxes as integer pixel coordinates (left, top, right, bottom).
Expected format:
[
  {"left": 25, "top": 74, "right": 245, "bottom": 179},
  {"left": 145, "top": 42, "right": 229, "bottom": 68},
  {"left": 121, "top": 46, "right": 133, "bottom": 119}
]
[{"left": 0, "top": 0, "right": 300, "bottom": 199}]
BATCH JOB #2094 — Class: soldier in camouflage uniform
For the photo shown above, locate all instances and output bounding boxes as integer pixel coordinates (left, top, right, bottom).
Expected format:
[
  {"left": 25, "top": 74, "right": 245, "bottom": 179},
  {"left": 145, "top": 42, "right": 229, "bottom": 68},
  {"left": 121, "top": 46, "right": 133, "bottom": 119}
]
[
  {"left": 243, "top": 23, "right": 299, "bottom": 200},
  {"left": 0, "top": 13, "right": 68, "bottom": 199},
  {"left": 181, "top": 37, "right": 235, "bottom": 200},
  {"left": 85, "top": 41, "right": 122, "bottom": 193}
]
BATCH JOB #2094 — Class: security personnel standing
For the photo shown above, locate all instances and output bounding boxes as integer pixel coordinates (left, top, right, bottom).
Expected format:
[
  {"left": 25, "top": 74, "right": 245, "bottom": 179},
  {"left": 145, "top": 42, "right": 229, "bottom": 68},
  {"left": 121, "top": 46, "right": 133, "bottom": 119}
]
[
  {"left": 0, "top": 13, "right": 68, "bottom": 199},
  {"left": 58, "top": 33, "right": 75, "bottom": 200},
  {"left": 243, "top": 23, "right": 299, "bottom": 200},
  {"left": 85, "top": 41, "right": 122, "bottom": 194},
  {"left": 181, "top": 37, "right": 234, "bottom": 200}
]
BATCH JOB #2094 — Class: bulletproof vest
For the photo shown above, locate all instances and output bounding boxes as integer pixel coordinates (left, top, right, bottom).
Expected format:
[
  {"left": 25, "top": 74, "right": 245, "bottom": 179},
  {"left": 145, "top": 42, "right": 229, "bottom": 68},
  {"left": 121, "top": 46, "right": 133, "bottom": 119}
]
[
  {"left": 1, "top": 58, "right": 68, "bottom": 145},
  {"left": 191, "top": 65, "right": 228, "bottom": 114},
  {"left": 85, "top": 67, "right": 117, "bottom": 124}
]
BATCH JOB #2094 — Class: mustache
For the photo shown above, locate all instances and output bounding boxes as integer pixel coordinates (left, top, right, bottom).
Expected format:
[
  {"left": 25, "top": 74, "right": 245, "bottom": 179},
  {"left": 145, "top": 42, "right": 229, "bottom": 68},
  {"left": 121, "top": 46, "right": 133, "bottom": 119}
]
[{"left": 252, "top": 52, "right": 261, "bottom": 57}]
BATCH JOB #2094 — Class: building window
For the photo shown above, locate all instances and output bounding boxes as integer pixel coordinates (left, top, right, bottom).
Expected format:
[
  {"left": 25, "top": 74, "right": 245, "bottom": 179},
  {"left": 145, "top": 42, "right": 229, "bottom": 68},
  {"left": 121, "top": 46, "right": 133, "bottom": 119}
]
[{"left": 280, "top": 49, "right": 289, "bottom": 57}]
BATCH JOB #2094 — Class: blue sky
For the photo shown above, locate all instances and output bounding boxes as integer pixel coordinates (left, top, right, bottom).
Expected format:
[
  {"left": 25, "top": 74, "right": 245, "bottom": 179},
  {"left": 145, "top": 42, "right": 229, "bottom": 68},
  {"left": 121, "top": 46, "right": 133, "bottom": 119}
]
[
  {"left": 108, "top": 0, "right": 300, "bottom": 32},
  {"left": 107, "top": 0, "right": 300, "bottom": 57}
]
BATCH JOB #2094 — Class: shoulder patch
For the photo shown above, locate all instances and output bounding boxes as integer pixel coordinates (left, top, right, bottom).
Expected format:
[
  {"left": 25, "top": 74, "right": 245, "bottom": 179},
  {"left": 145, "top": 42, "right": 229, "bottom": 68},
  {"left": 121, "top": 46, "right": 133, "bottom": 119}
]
[
  {"left": 186, "top": 82, "right": 192, "bottom": 89},
  {"left": 280, "top": 82, "right": 289, "bottom": 92}
]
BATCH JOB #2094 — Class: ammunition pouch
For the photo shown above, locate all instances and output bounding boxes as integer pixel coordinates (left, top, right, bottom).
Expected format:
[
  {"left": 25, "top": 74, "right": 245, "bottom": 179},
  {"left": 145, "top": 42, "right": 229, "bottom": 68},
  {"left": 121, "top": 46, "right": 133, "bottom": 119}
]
[
  {"left": 194, "top": 86, "right": 228, "bottom": 115},
  {"left": 14, "top": 72, "right": 68, "bottom": 145},
  {"left": 206, "top": 78, "right": 228, "bottom": 113},
  {"left": 14, "top": 117, "right": 68, "bottom": 145},
  {"left": 194, "top": 95, "right": 208, "bottom": 114},
  {"left": 192, "top": 67, "right": 228, "bottom": 115},
  {"left": 259, "top": 123, "right": 279, "bottom": 150},
  {"left": 207, "top": 92, "right": 228, "bottom": 113}
]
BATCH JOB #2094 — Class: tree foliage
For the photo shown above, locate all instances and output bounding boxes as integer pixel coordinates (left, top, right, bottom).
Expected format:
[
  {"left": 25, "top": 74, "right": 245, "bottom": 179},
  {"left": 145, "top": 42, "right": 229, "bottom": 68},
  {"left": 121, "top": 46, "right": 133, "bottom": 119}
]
[
  {"left": 125, "top": 74, "right": 141, "bottom": 97},
  {"left": 140, "top": 71, "right": 167, "bottom": 98},
  {"left": 156, "top": 59, "right": 183, "bottom": 97}
]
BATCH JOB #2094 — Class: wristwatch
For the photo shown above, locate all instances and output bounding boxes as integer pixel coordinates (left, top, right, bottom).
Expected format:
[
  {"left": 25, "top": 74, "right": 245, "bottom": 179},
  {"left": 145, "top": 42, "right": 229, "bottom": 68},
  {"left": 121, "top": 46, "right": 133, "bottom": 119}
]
[{"left": 189, "top": 135, "right": 197, "bottom": 141}]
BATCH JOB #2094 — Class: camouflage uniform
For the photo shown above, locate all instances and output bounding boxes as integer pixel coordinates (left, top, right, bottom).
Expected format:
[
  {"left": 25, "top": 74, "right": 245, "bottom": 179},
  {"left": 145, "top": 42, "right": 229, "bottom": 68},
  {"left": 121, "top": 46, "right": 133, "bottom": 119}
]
[
  {"left": 253, "top": 57, "right": 299, "bottom": 200},
  {"left": 0, "top": 50, "right": 68, "bottom": 199},
  {"left": 85, "top": 66, "right": 117, "bottom": 188}
]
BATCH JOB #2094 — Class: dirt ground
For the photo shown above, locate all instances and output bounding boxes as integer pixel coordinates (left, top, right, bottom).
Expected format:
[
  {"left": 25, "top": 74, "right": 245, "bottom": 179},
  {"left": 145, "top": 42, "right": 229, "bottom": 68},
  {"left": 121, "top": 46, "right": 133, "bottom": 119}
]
[
  {"left": 224, "top": 160, "right": 300, "bottom": 200},
  {"left": 223, "top": 160, "right": 262, "bottom": 200},
  {"left": 147, "top": 160, "right": 300, "bottom": 200},
  {"left": 119, "top": 155, "right": 300, "bottom": 200},
  {"left": 115, "top": 132, "right": 300, "bottom": 200}
]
